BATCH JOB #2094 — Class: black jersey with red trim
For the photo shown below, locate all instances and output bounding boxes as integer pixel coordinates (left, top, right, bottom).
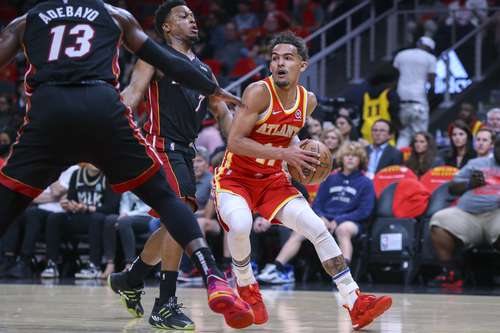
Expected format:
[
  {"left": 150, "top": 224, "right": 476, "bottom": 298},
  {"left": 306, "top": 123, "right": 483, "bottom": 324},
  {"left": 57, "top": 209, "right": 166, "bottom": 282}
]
[
  {"left": 23, "top": 0, "right": 121, "bottom": 92},
  {"left": 144, "top": 54, "right": 212, "bottom": 145}
]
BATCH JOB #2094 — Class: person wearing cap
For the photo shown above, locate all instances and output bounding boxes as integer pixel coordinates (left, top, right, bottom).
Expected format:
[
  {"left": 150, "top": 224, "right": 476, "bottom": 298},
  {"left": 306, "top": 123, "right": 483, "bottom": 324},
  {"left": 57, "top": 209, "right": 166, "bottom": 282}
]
[{"left": 393, "top": 36, "right": 437, "bottom": 148}]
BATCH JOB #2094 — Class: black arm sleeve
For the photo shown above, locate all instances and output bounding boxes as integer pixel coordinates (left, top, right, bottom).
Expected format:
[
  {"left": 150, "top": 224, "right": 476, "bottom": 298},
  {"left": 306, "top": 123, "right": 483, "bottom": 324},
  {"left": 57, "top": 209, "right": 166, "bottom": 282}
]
[{"left": 136, "top": 38, "right": 217, "bottom": 96}]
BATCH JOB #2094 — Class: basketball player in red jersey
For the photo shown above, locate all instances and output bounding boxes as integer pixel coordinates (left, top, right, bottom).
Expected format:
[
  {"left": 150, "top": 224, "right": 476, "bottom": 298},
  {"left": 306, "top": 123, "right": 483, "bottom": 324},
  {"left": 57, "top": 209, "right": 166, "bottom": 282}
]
[{"left": 213, "top": 31, "right": 392, "bottom": 330}]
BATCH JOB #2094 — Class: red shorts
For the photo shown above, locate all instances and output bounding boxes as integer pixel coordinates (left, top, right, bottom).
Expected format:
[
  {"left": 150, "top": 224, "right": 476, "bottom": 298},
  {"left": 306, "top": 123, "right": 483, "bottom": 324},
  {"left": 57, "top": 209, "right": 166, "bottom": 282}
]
[{"left": 213, "top": 170, "right": 301, "bottom": 231}]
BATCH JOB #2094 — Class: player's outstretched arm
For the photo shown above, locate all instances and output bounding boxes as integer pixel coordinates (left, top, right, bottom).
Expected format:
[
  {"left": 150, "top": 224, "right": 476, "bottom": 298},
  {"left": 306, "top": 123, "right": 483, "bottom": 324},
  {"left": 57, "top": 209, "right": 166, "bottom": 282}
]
[
  {"left": 227, "top": 82, "right": 319, "bottom": 175},
  {"left": 121, "top": 59, "right": 155, "bottom": 110},
  {"left": 209, "top": 74, "right": 233, "bottom": 138},
  {"left": 0, "top": 15, "right": 25, "bottom": 70},
  {"left": 107, "top": 5, "right": 220, "bottom": 97}
]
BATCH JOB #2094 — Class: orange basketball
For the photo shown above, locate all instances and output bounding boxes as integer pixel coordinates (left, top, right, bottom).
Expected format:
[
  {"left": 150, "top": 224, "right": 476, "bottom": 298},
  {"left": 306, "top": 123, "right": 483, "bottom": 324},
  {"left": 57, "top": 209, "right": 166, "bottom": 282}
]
[{"left": 288, "top": 140, "right": 333, "bottom": 185}]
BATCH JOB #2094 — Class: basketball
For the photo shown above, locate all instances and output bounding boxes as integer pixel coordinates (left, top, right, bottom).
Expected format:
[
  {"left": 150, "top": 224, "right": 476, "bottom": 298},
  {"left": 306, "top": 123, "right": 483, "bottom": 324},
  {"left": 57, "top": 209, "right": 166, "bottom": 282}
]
[{"left": 288, "top": 140, "right": 333, "bottom": 185}]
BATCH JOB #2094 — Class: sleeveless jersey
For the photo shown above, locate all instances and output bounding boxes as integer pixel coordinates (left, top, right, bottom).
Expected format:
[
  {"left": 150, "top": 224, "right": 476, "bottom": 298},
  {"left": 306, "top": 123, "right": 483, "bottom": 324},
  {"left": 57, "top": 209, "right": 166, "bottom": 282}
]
[
  {"left": 144, "top": 54, "right": 212, "bottom": 147},
  {"left": 361, "top": 88, "right": 392, "bottom": 144},
  {"left": 219, "top": 76, "right": 308, "bottom": 176},
  {"left": 23, "top": 0, "right": 121, "bottom": 92}
]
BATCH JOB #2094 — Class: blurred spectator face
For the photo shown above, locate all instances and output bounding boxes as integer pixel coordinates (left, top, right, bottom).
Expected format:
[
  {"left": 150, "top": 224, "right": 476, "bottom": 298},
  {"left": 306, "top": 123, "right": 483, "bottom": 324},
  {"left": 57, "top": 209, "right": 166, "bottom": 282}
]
[
  {"left": 263, "top": 14, "right": 280, "bottom": 33},
  {"left": 413, "top": 134, "right": 428, "bottom": 154},
  {"left": 307, "top": 118, "right": 322, "bottom": 138},
  {"left": 163, "top": 5, "right": 199, "bottom": 43},
  {"left": 0, "top": 132, "right": 11, "bottom": 145},
  {"left": 193, "top": 154, "right": 209, "bottom": 178},
  {"left": 458, "top": 103, "right": 474, "bottom": 122},
  {"left": 323, "top": 130, "right": 340, "bottom": 152},
  {"left": 264, "top": 0, "right": 276, "bottom": 12},
  {"left": 270, "top": 44, "right": 306, "bottom": 88},
  {"left": 335, "top": 116, "right": 352, "bottom": 137},
  {"left": 371, "top": 121, "right": 391, "bottom": 146},
  {"left": 224, "top": 22, "right": 238, "bottom": 42},
  {"left": 0, "top": 95, "right": 11, "bottom": 113},
  {"left": 342, "top": 154, "right": 360, "bottom": 172},
  {"left": 237, "top": 1, "right": 250, "bottom": 14},
  {"left": 475, "top": 130, "right": 493, "bottom": 157},
  {"left": 451, "top": 126, "right": 467, "bottom": 149},
  {"left": 487, "top": 109, "right": 500, "bottom": 133}
]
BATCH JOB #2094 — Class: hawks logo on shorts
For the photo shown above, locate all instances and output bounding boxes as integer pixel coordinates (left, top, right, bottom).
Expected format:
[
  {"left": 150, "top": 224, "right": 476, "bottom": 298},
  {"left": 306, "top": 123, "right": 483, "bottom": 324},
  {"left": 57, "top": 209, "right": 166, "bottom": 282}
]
[{"left": 218, "top": 76, "right": 307, "bottom": 176}]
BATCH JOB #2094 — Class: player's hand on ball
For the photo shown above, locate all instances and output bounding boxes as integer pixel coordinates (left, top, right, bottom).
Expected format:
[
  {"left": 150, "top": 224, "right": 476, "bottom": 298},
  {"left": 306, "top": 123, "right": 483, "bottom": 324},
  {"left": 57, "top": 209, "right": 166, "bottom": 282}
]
[{"left": 282, "top": 143, "right": 320, "bottom": 179}]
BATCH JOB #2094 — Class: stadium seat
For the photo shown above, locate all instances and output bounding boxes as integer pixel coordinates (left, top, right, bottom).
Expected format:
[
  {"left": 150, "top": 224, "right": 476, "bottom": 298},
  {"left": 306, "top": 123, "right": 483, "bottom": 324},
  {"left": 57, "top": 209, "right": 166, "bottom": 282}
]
[
  {"left": 373, "top": 165, "right": 417, "bottom": 198},
  {"left": 420, "top": 166, "right": 459, "bottom": 193},
  {"left": 413, "top": 182, "right": 458, "bottom": 280},
  {"left": 367, "top": 182, "right": 421, "bottom": 285}
]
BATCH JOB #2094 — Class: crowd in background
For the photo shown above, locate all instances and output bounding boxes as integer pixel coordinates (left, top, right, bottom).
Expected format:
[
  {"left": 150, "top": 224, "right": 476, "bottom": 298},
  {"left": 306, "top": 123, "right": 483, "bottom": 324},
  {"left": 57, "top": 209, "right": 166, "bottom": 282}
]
[{"left": 1, "top": 0, "right": 500, "bottom": 288}]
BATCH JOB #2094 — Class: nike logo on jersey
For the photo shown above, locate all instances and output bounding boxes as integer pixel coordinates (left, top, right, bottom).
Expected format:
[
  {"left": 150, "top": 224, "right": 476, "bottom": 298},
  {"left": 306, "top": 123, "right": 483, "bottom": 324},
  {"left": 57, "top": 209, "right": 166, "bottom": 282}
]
[
  {"left": 199, "top": 65, "right": 209, "bottom": 72},
  {"left": 171, "top": 80, "right": 179, "bottom": 85},
  {"left": 272, "top": 111, "right": 281, "bottom": 115}
]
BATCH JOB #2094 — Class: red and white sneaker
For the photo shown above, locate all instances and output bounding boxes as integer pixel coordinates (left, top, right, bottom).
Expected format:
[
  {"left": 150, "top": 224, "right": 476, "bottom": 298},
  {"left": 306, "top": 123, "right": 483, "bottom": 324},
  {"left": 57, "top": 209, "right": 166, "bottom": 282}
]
[
  {"left": 346, "top": 292, "right": 392, "bottom": 331},
  {"left": 237, "top": 283, "right": 269, "bottom": 325},
  {"left": 207, "top": 274, "right": 254, "bottom": 329}
]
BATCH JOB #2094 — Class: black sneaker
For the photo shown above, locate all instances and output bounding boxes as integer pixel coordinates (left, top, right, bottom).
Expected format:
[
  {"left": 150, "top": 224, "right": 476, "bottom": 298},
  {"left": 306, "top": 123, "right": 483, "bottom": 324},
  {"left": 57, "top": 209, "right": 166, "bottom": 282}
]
[
  {"left": 149, "top": 296, "right": 195, "bottom": 330},
  {"left": 7, "top": 257, "right": 34, "bottom": 278},
  {"left": 107, "top": 272, "right": 144, "bottom": 318}
]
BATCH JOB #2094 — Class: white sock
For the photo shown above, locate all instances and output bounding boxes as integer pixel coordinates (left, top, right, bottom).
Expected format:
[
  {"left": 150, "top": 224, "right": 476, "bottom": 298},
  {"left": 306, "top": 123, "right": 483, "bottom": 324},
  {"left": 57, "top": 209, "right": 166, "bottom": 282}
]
[
  {"left": 232, "top": 261, "right": 257, "bottom": 287},
  {"left": 332, "top": 268, "right": 359, "bottom": 310}
]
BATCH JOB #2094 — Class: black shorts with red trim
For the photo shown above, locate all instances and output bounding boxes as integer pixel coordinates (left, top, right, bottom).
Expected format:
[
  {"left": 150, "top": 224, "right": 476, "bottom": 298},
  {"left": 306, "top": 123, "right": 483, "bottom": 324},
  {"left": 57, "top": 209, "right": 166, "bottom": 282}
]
[
  {"left": 0, "top": 82, "right": 161, "bottom": 198},
  {"left": 145, "top": 135, "right": 197, "bottom": 210}
]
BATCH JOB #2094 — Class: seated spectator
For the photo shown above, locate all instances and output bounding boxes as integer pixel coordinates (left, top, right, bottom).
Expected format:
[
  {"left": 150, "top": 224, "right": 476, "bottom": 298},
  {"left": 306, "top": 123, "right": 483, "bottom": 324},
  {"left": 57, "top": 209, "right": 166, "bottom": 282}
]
[
  {"left": 306, "top": 116, "right": 323, "bottom": 141},
  {"left": 0, "top": 166, "right": 77, "bottom": 278},
  {"left": 486, "top": 108, "right": 500, "bottom": 135},
  {"left": 0, "top": 128, "right": 14, "bottom": 164},
  {"left": 450, "top": 102, "right": 483, "bottom": 136},
  {"left": 405, "top": 131, "right": 443, "bottom": 177},
  {"left": 335, "top": 115, "right": 358, "bottom": 142},
  {"left": 194, "top": 147, "right": 212, "bottom": 208},
  {"left": 0, "top": 93, "right": 22, "bottom": 132},
  {"left": 233, "top": 0, "right": 259, "bottom": 32},
  {"left": 196, "top": 118, "right": 224, "bottom": 155},
  {"left": 41, "top": 164, "right": 121, "bottom": 279},
  {"left": 258, "top": 142, "right": 375, "bottom": 284},
  {"left": 429, "top": 137, "right": 500, "bottom": 287},
  {"left": 474, "top": 127, "right": 495, "bottom": 157},
  {"left": 320, "top": 127, "right": 343, "bottom": 169},
  {"left": 443, "top": 120, "right": 476, "bottom": 169},
  {"left": 102, "top": 192, "right": 152, "bottom": 278},
  {"left": 213, "top": 22, "right": 247, "bottom": 77},
  {"left": 292, "top": 0, "right": 325, "bottom": 33},
  {"left": 366, "top": 119, "right": 403, "bottom": 178},
  {"left": 261, "top": 0, "right": 291, "bottom": 35}
]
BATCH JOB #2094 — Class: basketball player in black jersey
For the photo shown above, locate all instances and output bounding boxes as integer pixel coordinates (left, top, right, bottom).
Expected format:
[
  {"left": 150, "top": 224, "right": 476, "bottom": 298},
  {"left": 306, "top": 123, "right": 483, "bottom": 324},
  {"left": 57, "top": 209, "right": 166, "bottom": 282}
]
[
  {"left": 108, "top": 1, "right": 233, "bottom": 330},
  {"left": 0, "top": 0, "right": 255, "bottom": 329}
]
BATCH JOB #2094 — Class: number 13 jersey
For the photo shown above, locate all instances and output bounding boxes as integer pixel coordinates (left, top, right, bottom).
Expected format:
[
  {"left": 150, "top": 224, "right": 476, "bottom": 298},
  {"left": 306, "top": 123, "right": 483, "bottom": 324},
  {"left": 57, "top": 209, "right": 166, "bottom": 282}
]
[
  {"left": 220, "top": 76, "right": 308, "bottom": 177},
  {"left": 23, "top": 0, "right": 121, "bottom": 92}
]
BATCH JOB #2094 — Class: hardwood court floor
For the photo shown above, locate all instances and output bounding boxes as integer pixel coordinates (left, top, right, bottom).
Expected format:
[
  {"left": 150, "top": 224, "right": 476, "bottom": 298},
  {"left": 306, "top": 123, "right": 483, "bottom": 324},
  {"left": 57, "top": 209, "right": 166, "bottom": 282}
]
[{"left": 1, "top": 283, "right": 499, "bottom": 332}]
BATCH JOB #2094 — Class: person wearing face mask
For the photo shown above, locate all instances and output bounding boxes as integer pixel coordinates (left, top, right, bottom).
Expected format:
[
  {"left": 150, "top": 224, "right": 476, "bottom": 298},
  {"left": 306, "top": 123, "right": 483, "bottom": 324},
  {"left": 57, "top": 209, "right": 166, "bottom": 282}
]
[
  {"left": 405, "top": 131, "right": 443, "bottom": 177},
  {"left": 429, "top": 136, "right": 500, "bottom": 287},
  {"left": 443, "top": 120, "right": 477, "bottom": 169}
]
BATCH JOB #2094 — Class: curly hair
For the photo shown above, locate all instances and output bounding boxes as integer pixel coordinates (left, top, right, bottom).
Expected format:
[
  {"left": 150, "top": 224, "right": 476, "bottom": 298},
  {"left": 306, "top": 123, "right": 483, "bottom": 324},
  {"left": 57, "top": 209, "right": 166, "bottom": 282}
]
[{"left": 336, "top": 141, "right": 368, "bottom": 171}]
